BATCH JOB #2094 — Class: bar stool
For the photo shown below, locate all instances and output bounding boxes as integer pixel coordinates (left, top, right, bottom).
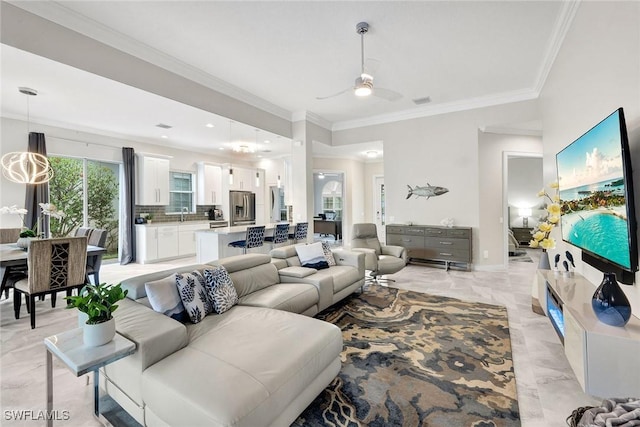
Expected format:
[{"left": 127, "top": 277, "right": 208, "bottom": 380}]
[
  {"left": 288, "top": 222, "right": 308, "bottom": 244},
  {"left": 228, "top": 226, "right": 266, "bottom": 254},
  {"left": 264, "top": 223, "right": 290, "bottom": 248}
]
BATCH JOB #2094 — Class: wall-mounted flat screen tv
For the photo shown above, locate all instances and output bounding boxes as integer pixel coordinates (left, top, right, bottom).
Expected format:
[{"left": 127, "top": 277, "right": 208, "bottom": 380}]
[{"left": 556, "top": 108, "right": 638, "bottom": 284}]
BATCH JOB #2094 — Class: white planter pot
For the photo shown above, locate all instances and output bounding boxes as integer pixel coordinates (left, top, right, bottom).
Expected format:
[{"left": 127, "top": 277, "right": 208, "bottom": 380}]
[
  {"left": 78, "top": 311, "right": 89, "bottom": 328},
  {"left": 83, "top": 317, "right": 116, "bottom": 347},
  {"left": 16, "top": 237, "right": 34, "bottom": 250}
]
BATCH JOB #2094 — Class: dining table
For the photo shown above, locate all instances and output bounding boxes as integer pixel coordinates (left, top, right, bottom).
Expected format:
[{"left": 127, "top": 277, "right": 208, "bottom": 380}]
[{"left": 0, "top": 243, "right": 107, "bottom": 295}]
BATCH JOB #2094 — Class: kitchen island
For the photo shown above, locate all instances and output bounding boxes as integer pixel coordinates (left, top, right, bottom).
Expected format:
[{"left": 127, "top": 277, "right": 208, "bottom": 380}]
[{"left": 195, "top": 223, "right": 296, "bottom": 263}]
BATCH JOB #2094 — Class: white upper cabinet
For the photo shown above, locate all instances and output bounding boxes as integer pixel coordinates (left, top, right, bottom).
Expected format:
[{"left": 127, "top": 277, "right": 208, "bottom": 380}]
[
  {"left": 137, "top": 154, "right": 171, "bottom": 206},
  {"left": 229, "top": 166, "right": 252, "bottom": 191},
  {"left": 197, "top": 163, "right": 222, "bottom": 205}
]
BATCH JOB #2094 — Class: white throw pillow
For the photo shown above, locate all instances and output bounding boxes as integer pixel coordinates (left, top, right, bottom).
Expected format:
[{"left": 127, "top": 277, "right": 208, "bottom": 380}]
[
  {"left": 296, "top": 242, "right": 329, "bottom": 269},
  {"left": 175, "top": 271, "right": 213, "bottom": 323},
  {"left": 203, "top": 266, "right": 238, "bottom": 314},
  {"left": 145, "top": 274, "right": 187, "bottom": 321}
]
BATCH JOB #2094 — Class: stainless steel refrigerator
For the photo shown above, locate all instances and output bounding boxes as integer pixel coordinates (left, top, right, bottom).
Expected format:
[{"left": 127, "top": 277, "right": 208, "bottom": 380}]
[{"left": 229, "top": 191, "right": 256, "bottom": 226}]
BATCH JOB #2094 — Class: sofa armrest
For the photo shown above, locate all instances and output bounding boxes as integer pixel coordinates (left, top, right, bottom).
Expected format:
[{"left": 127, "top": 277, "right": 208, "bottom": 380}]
[
  {"left": 333, "top": 249, "right": 366, "bottom": 277},
  {"left": 382, "top": 245, "right": 408, "bottom": 262},
  {"left": 279, "top": 266, "right": 317, "bottom": 278},
  {"left": 350, "top": 248, "right": 377, "bottom": 272},
  {"left": 113, "top": 298, "right": 189, "bottom": 371}
]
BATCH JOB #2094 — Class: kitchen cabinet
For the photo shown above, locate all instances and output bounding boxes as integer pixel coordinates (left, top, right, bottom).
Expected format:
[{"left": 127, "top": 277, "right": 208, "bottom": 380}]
[
  {"left": 135, "top": 224, "right": 178, "bottom": 263},
  {"left": 229, "top": 167, "right": 252, "bottom": 191},
  {"left": 177, "top": 223, "right": 209, "bottom": 256},
  {"left": 137, "top": 154, "right": 171, "bottom": 205},
  {"left": 197, "top": 163, "right": 222, "bottom": 205}
]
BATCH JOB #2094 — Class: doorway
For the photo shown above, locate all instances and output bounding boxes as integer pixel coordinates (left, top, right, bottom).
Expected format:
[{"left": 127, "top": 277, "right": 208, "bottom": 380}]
[{"left": 373, "top": 175, "right": 386, "bottom": 242}]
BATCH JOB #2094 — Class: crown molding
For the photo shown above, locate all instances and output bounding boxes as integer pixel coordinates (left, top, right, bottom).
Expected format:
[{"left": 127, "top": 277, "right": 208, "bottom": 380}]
[
  {"left": 8, "top": 1, "right": 292, "bottom": 122},
  {"left": 331, "top": 89, "right": 539, "bottom": 131},
  {"left": 481, "top": 125, "right": 543, "bottom": 137},
  {"left": 533, "top": 0, "right": 581, "bottom": 94},
  {"left": 291, "top": 110, "right": 332, "bottom": 130}
]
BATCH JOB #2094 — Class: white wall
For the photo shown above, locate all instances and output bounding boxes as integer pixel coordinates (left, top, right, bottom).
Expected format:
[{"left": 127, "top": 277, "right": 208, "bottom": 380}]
[
  {"left": 333, "top": 99, "right": 540, "bottom": 264},
  {"left": 540, "top": 1, "right": 640, "bottom": 314}
]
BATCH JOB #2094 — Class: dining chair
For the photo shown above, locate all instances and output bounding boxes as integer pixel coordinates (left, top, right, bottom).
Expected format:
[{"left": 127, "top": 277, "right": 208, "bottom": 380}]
[
  {"left": 0, "top": 228, "right": 22, "bottom": 244},
  {"left": 74, "top": 227, "right": 93, "bottom": 237},
  {"left": 13, "top": 236, "right": 87, "bottom": 329},
  {"left": 86, "top": 229, "right": 108, "bottom": 285},
  {"left": 264, "top": 223, "right": 290, "bottom": 248},
  {"left": 288, "top": 222, "right": 308, "bottom": 244},
  {"left": 1, "top": 228, "right": 26, "bottom": 299},
  {"left": 228, "top": 226, "right": 266, "bottom": 254}
]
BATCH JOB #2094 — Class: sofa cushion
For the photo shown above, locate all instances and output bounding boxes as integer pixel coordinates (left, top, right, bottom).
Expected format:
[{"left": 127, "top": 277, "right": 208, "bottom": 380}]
[
  {"left": 203, "top": 266, "right": 238, "bottom": 314},
  {"left": 141, "top": 306, "right": 342, "bottom": 427},
  {"left": 237, "top": 283, "right": 318, "bottom": 313},
  {"left": 295, "top": 242, "right": 329, "bottom": 269},
  {"left": 322, "top": 242, "right": 337, "bottom": 266},
  {"left": 176, "top": 271, "right": 213, "bottom": 323},
  {"left": 311, "top": 265, "right": 362, "bottom": 294},
  {"left": 144, "top": 274, "right": 186, "bottom": 321}
]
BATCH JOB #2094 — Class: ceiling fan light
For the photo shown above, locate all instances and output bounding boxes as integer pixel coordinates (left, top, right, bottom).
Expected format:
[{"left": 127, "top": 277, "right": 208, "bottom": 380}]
[{"left": 355, "top": 86, "right": 372, "bottom": 97}]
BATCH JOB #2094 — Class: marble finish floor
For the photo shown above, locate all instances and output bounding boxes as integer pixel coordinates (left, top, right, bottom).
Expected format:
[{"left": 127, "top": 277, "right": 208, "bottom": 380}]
[{"left": 0, "top": 252, "right": 599, "bottom": 426}]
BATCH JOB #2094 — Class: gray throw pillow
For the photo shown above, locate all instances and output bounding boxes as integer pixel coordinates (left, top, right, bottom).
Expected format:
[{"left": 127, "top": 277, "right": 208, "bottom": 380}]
[
  {"left": 176, "top": 271, "right": 213, "bottom": 323},
  {"left": 203, "top": 266, "right": 238, "bottom": 314}
]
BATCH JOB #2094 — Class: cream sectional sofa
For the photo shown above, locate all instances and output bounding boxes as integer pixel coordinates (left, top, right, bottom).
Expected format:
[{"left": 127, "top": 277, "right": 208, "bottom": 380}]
[{"left": 103, "top": 249, "right": 364, "bottom": 427}]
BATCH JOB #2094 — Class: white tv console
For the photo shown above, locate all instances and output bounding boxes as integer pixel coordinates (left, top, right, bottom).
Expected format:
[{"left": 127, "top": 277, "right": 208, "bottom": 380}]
[{"left": 536, "top": 269, "right": 640, "bottom": 398}]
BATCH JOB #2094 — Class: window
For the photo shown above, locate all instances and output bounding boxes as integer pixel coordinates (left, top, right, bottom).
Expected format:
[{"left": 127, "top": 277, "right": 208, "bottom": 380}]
[
  {"left": 48, "top": 156, "right": 120, "bottom": 260},
  {"left": 322, "top": 181, "right": 343, "bottom": 219},
  {"left": 168, "top": 171, "right": 195, "bottom": 213}
]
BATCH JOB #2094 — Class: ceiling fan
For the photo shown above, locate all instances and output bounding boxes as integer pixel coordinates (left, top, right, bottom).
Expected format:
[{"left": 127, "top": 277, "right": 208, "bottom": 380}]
[{"left": 316, "top": 22, "right": 403, "bottom": 102}]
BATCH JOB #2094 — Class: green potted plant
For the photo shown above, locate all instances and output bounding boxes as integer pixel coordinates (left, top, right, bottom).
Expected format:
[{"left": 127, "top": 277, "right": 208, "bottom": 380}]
[{"left": 66, "top": 283, "right": 128, "bottom": 347}]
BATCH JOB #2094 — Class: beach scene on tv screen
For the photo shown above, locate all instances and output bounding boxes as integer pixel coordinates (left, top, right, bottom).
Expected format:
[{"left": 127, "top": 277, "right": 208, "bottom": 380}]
[{"left": 557, "top": 111, "right": 631, "bottom": 269}]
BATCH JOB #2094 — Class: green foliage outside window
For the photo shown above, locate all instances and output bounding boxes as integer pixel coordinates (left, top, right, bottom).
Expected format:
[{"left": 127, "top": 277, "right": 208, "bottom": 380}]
[{"left": 48, "top": 157, "right": 119, "bottom": 257}]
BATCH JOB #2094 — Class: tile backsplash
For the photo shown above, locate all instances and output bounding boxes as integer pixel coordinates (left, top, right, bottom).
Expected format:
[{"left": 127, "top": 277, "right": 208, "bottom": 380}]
[{"left": 135, "top": 205, "right": 219, "bottom": 223}]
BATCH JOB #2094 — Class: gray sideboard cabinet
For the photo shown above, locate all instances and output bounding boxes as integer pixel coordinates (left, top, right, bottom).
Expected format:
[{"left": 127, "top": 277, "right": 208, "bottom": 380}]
[{"left": 386, "top": 224, "right": 472, "bottom": 270}]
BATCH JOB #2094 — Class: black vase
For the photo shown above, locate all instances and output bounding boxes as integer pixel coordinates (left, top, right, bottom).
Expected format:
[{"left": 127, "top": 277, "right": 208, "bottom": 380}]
[{"left": 591, "top": 272, "right": 632, "bottom": 327}]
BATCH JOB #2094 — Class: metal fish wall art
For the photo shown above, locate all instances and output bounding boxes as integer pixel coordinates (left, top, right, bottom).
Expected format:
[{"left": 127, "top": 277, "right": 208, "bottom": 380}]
[{"left": 406, "top": 183, "right": 449, "bottom": 200}]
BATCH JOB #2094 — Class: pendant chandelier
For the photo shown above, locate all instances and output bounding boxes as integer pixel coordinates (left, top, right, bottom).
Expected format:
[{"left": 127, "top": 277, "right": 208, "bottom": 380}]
[{"left": 1, "top": 87, "right": 53, "bottom": 184}]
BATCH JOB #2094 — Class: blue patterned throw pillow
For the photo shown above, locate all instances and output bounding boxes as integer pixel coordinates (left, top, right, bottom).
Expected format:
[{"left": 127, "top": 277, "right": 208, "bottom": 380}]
[
  {"left": 203, "top": 266, "right": 239, "bottom": 314},
  {"left": 175, "top": 271, "right": 213, "bottom": 323},
  {"left": 321, "top": 242, "right": 336, "bottom": 266}
]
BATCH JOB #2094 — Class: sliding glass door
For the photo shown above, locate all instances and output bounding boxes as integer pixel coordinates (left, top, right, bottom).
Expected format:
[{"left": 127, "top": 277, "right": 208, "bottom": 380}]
[{"left": 48, "top": 157, "right": 120, "bottom": 260}]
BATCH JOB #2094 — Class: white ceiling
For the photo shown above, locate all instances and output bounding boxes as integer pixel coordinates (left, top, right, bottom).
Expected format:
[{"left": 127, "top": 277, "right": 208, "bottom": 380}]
[{"left": 1, "top": 1, "right": 568, "bottom": 158}]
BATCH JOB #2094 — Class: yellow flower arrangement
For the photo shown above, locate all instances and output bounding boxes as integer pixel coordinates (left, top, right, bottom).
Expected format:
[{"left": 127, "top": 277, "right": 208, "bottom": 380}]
[{"left": 529, "top": 182, "right": 560, "bottom": 251}]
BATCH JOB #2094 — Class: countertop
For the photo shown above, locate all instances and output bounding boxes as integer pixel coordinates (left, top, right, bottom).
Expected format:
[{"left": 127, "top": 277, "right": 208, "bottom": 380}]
[
  {"left": 135, "top": 220, "right": 225, "bottom": 227},
  {"left": 195, "top": 222, "right": 293, "bottom": 235}
]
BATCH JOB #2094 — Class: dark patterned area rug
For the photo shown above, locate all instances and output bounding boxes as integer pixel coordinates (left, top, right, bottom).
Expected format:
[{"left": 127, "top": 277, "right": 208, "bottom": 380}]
[{"left": 292, "top": 286, "right": 520, "bottom": 427}]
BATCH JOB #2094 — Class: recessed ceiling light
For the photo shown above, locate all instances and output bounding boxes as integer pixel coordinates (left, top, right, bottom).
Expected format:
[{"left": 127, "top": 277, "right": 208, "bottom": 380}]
[
  {"left": 161, "top": 135, "right": 168, "bottom": 139},
  {"left": 264, "top": 140, "right": 271, "bottom": 144},
  {"left": 366, "top": 151, "right": 378, "bottom": 158},
  {"left": 206, "top": 123, "right": 215, "bottom": 128},
  {"left": 218, "top": 147, "right": 225, "bottom": 151}
]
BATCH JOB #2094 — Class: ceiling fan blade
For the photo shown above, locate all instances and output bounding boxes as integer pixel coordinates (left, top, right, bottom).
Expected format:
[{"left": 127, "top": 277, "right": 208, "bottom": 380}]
[
  {"left": 316, "top": 87, "right": 352, "bottom": 100},
  {"left": 373, "top": 87, "right": 403, "bottom": 102}
]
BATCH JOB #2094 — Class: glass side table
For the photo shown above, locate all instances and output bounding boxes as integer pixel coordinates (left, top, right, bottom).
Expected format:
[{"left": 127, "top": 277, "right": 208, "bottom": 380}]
[{"left": 44, "top": 328, "right": 136, "bottom": 427}]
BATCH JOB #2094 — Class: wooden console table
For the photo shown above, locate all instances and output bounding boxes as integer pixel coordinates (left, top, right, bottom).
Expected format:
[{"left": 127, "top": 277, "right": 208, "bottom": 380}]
[
  {"left": 313, "top": 220, "right": 342, "bottom": 240},
  {"left": 386, "top": 224, "right": 472, "bottom": 270},
  {"left": 510, "top": 227, "right": 533, "bottom": 245},
  {"left": 536, "top": 269, "right": 640, "bottom": 397}
]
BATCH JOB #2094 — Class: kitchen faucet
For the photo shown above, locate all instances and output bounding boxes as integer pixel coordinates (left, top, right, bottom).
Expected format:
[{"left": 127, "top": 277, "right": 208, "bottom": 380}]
[{"left": 180, "top": 207, "right": 188, "bottom": 222}]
